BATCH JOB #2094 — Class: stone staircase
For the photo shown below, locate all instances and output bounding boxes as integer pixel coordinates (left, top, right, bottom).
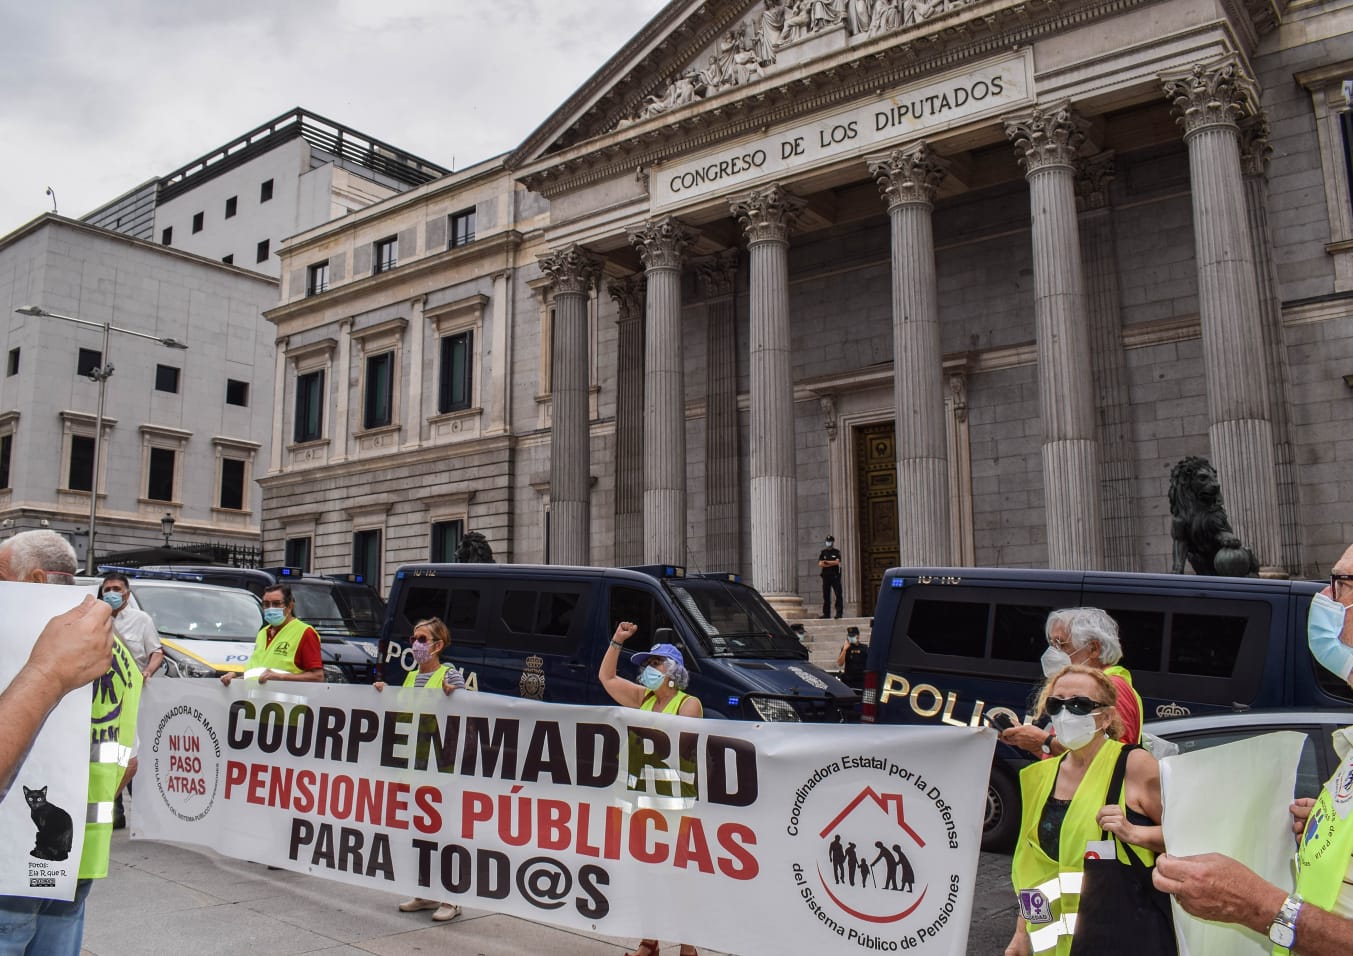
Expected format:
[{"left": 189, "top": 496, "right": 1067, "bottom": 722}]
[{"left": 791, "top": 616, "right": 874, "bottom": 674}]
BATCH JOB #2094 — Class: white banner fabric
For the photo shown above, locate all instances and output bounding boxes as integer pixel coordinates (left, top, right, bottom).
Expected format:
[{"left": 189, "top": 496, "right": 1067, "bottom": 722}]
[
  {"left": 0, "top": 582, "right": 95, "bottom": 900},
  {"left": 133, "top": 679, "right": 995, "bottom": 955}
]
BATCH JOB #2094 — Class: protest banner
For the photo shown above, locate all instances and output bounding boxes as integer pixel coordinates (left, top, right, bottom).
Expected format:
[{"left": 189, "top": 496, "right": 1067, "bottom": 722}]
[
  {"left": 133, "top": 679, "right": 994, "bottom": 955},
  {"left": 0, "top": 582, "right": 95, "bottom": 900}
]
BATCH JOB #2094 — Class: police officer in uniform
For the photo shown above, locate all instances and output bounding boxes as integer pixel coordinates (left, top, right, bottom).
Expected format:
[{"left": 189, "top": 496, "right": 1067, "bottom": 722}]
[
  {"left": 818, "top": 534, "right": 843, "bottom": 619},
  {"left": 1152, "top": 542, "right": 1353, "bottom": 955},
  {"left": 220, "top": 585, "right": 324, "bottom": 685}
]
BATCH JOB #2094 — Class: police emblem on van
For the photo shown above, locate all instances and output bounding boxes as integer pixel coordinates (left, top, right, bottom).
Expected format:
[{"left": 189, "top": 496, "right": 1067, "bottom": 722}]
[{"left": 519, "top": 655, "right": 545, "bottom": 700}]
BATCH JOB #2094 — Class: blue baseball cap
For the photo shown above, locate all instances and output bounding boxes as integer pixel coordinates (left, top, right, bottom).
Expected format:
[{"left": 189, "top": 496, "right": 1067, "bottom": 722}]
[{"left": 632, "top": 643, "right": 684, "bottom": 669}]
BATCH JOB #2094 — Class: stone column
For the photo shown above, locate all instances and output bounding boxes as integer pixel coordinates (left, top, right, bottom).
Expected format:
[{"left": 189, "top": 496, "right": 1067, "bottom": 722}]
[
  {"left": 539, "top": 245, "right": 601, "bottom": 566},
  {"left": 269, "top": 336, "right": 287, "bottom": 474},
  {"left": 1240, "top": 114, "right": 1301, "bottom": 574},
  {"left": 731, "top": 185, "right": 805, "bottom": 605},
  {"left": 869, "top": 142, "right": 953, "bottom": 567},
  {"left": 608, "top": 274, "right": 646, "bottom": 568},
  {"left": 1005, "top": 103, "right": 1105, "bottom": 570},
  {"left": 697, "top": 249, "right": 742, "bottom": 573},
  {"left": 403, "top": 295, "right": 426, "bottom": 450},
  {"left": 332, "top": 317, "right": 352, "bottom": 463},
  {"left": 1162, "top": 59, "right": 1281, "bottom": 568},
  {"left": 629, "top": 217, "right": 695, "bottom": 565},
  {"left": 1076, "top": 152, "right": 1139, "bottom": 571}
]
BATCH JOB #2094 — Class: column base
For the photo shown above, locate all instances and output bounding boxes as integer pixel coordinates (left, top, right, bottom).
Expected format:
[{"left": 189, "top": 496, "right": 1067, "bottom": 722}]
[{"left": 763, "top": 594, "right": 807, "bottom": 621}]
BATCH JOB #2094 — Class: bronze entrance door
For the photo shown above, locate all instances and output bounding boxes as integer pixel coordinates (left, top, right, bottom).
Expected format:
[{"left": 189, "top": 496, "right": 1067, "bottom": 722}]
[{"left": 855, "top": 422, "right": 899, "bottom": 609}]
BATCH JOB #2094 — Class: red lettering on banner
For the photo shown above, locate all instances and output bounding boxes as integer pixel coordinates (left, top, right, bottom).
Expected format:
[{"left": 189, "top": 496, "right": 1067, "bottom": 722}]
[
  {"left": 673, "top": 816, "right": 715, "bottom": 873},
  {"left": 605, "top": 805, "right": 623, "bottom": 859},
  {"left": 413, "top": 786, "right": 442, "bottom": 833},
  {"left": 629, "top": 809, "right": 668, "bottom": 864},
  {"left": 248, "top": 761, "right": 267, "bottom": 804},
  {"left": 461, "top": 790, "right": 492, "bottom": 838},
  {"left": 538, "top": 799, "right": 571, "bottom": 851},
  {"left": 224, "top": 760, "right": 246, "bottom": 797},
  {"left": 716, "top": 823, "right": 760, "bottom": 880},
  {"left": 575, "top": 803, "right": 601, "bottom": 857},
  {"left": 295, "top": 770, "right": 316, "bottom": 813},
  {"left": 385, "top": 782, "right": 409, "bottom": 828}
]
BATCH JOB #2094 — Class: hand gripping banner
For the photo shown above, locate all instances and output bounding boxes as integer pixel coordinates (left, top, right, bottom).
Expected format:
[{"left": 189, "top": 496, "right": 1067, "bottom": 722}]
[{"left": 133, "top": 679, "right": 994, "bottom": 955}]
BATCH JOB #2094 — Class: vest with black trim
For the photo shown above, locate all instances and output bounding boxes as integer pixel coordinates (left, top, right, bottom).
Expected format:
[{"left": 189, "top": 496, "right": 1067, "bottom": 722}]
[
  {"left": 1011, "top": 739, "right": 1155, "bottom": 956},
  {"left": 244, "top": 617, "right": 311, "bottom": 676},
  {"left": 80, "top": 636, "right": 143, "bottom": 879}
]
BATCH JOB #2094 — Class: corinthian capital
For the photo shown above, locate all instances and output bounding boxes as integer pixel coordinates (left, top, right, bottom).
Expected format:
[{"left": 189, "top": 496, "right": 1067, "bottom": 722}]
[
  {"left": 730, "top": 185, "right": 806, "bottom": 244},
  {"left": 538, "top": 245, "right": 602, "bottom": 297},
  {"left": 1075, "top": 151, "right": 1116, "bottom": 212},
  {"left": 1004, "top": 103, "right": 1090, "bottom": 175},
  {"left": 607, "top": 274, "right": 646, "bottom": 323},
  {"left": 1239, "top": 113, "right": 1273, "bottom": 177},
  {"left": 868, "top": 141, "right": 950, "bottom": 209},
  {"left": 1161, "top": 58, "right": 1258, "bottom": 136},
  {"left": 628, "top": 216, "right": 695, "bottom": 272},
  {"left": 694, "top": 249, "right": 739, "bottom": 299}
]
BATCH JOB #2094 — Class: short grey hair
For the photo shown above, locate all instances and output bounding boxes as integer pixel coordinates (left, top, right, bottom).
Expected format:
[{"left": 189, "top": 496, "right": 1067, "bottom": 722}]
[
  {"left": 4, "top": 530, "right": 78, "bottom": 584},
  {"left": 1045, "top": 607, "right": 1123, "bottom": 665}
]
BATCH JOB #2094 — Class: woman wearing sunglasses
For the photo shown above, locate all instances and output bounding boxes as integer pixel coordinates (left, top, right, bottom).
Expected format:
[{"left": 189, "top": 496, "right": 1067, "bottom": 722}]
[{"left": 1006, "top": 664, "right": 1164, "bottom": 956}]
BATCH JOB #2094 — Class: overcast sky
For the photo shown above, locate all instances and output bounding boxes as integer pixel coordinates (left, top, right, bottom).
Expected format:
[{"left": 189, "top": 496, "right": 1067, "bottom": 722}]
[{"left": 0, "top": 0, "right": 667, "bottom": 233}]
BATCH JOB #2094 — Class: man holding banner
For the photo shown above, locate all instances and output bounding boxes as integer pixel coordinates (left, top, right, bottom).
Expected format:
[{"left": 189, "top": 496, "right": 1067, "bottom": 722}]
[
  {"left": 220, "top": 585, "right": 323, "bottom": 686},
  {"left": 0, "top": 530, "right": 142, "bottom": 956}
]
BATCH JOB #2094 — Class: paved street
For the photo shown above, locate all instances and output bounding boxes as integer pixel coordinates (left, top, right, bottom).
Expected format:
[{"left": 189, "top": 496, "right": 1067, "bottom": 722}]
[{"left": 81, "top": 831, "right": 1017, "bottom": 955}]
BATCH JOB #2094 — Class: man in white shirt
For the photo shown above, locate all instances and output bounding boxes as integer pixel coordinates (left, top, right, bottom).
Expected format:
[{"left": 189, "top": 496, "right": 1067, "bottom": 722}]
[{"left": 98, "top": 573, "right": 162, "bottom": 681}]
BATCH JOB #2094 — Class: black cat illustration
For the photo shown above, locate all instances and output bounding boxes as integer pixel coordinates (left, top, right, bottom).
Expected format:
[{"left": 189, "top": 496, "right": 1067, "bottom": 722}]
[{"left": 23, "top": 785, "right": 73, "bottom": 862}]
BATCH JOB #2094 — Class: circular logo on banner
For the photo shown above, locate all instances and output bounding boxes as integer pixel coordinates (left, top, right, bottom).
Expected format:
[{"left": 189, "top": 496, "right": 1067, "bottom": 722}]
[
  {"left": 150, "top": 705, "right": 223, "bottom": 823},
  {"left": 786, "top": 756, "right": 965, "bottom": 950}
]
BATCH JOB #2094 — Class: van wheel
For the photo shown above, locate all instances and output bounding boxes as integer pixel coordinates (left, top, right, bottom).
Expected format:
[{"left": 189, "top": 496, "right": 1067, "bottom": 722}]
[{"left": 983, "top": 767, "right": 1020, "bottom": 852}]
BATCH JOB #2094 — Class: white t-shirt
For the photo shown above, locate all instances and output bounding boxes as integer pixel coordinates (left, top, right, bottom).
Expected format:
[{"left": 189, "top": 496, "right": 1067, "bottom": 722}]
[{"left": 114, "top": 605, "right": 162, "bottom": 671}]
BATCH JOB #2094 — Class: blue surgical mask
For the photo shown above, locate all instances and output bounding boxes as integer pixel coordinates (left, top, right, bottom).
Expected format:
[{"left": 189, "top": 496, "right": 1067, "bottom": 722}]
[
  {"left": 639, "top": 666, "right": 665, "bottom": 690},
  {"left": 101, "top": 592, "right": 124, "bottom": 611},
  {"left": 1308, "top": 592, "right": 1353, "bottom": 682},
  {"left": 263, "top": 607, "right": 286, "bottom": 627}
]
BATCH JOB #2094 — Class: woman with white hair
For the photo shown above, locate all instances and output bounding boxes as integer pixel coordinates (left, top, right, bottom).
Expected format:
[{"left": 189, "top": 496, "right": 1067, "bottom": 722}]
[{"left": 1000, "top": 606, "right": 1143, "bottom": 758}]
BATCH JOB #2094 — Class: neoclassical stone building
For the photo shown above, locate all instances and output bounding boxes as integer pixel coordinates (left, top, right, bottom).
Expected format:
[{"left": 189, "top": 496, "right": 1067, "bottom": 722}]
[{"left": 264, "top": 0, "right": 1353, "bottom": 614}]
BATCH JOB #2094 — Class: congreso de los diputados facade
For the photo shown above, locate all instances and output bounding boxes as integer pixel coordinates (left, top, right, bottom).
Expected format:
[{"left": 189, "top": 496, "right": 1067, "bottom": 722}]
[{"left": 261, "top": 0, "right": 1353, "bottom": 616}]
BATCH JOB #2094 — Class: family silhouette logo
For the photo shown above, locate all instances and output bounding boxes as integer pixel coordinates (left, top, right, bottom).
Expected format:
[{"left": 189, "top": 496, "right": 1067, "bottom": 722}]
[{"left": 818, "top": 788, "right": 927, "bottom": 922}]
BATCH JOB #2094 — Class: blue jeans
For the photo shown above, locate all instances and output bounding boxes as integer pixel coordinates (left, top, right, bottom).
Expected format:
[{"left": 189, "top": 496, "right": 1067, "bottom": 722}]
[{"left": 0, "top": 879, "right": 91, "bottom": 956}]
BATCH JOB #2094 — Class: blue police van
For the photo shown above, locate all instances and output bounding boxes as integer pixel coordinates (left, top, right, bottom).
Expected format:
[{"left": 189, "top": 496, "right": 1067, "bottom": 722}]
[
  {"left": 860, "top": 567, "right": 1332, "bottom": 848},
  {"left": 380, "top": 563, "right": 859, "bottom": 722}
]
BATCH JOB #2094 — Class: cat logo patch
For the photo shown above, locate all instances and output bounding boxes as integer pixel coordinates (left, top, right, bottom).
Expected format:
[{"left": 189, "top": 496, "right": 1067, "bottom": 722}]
[{"left": 1018, "top": 889, "right": 1053, "bottom": 924}]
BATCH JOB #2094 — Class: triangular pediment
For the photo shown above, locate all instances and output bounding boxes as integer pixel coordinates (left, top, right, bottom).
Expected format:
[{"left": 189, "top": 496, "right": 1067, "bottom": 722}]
[{"left": 510, "top": 0, "right": 1010, "bottom": 169}]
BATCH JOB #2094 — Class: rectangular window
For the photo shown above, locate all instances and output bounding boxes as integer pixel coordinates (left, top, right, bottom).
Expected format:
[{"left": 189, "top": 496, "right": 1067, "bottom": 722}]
[
  {"left": 155, "top": 364, "right": 180, "bottom": 393},
  {"left": 353, "top": 529, "right": 382, "bottom": 589},
  {"left": 219, "top": 458, "right": 245, "bottom": 510},
  {"left": 6, "top": 348, "right": 17, "bottom": 376},
  {"left": 306, "top": 260, "right": 330, "bottom": 296},
  {"left": 256, "top": 239, "right": 270, "bottom": 263},
  {"left": 431, "top": 519, "right": 464, "bottom": 562},
  {"left": 224, "top": 196, "right": 237, "bottom": 218},
  {"left": 147, "top": 447, "right": 175, "bottom": 501},
  {"left": 192, "top": 211, "right": 204, "bottom": 234},
  {"left": 68, "top": 435, "right": 94, "bottom": 492},
  {"left": 363, "top": 352, "right": 394, "bottom": 429},
  {"left": 226, "top": 379, "right": 249, "bottom": 406},
  {"left": 294, "top": 370, "right": 325, "bottom": 443},
  {"left": 450, "top": 208, "right": 476, "bottom": 248},
  {"left": 222, "top": 254, "right": 234, "bottom": 265},
  {"left": 1342, "top": 110, "right": 1353, "bottom": 217},
  {"left": 438, "top": 331, "right": 472, "bottom": 413},
  {"left": 284, "top": 537, "right": 312, "bottom": 572},
  {"left": 161, "top": 226, "right": 172, "bottom": 246},
  {"left": 260, "top": 179, "right": 274, "bottom": 202},
  {"left": 77, "top": 348, "right": 102, "bottom": 377},
  {"left": 0, "top": 433, "right": 11, "bottom": 489},
  {"left": 373, "top": 236, "right": 397, "bottom": 274}
]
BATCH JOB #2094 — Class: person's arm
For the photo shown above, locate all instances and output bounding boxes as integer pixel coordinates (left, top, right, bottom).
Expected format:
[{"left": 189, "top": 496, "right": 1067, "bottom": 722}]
[
  {"left": 1097, "top": 747, "right": 1165, "bottom": 851},
  {"left": 143, "top": 647, "right": 164, "bottom": 680},
  {"left": 836, "top": 643, "right": 848, "bottom": 668},
  {"left": 599, "top": 622, "right": 644, "bottom": 708},
  {"left": 677, "top": 694, "right": 703, "bottom": 718},
  {"left": 442, "top": 666, "right": 467, "bottom": 696},
  {"left": 0, "top": 597, "right": 114, "bottom": 801},
  {"left": 1005, "top": 912, "right": 1032, "bottom": 956},
  {"left": 1000, "top": 723, "right": 1061, "bottom": 757},
  {"left": 1154, "top": 853, "right": 1353, "bottom": 955}
]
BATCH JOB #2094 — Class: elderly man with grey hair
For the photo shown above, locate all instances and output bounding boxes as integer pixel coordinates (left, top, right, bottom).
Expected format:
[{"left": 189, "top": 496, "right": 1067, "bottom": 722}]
[
  {"left": 999, "top": 606, "right": 1143, "bottom": 758},
  {"left": 0, "top": 530, "right": 142, "bottom": 956}
]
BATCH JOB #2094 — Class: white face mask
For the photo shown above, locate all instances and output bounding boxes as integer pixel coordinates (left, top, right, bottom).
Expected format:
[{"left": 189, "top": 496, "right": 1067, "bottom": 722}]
[
  {"left": 1050, "top": 710, "right": 1101, "bottom": 751},
  {"left": 1040, "top": 645, "right": 1073, "bottom": 677}
]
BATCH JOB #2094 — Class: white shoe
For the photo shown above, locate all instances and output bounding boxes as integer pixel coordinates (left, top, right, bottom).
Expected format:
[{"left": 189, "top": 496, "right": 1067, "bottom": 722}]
[
  {"left": 398, "top": 897, "right": 440, "bottom": 912},
  {"left": 432, "top": 903, "right": 462, "bottom": 922}
]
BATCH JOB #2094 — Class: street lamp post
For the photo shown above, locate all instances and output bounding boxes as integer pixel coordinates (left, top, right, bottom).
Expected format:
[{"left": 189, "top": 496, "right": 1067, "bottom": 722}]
[
  {"left": 161, "top": 512, "right": 176, "bottom": 547},
  {"left": 15, "top": 305, "right": 189, "bottom": 574}
]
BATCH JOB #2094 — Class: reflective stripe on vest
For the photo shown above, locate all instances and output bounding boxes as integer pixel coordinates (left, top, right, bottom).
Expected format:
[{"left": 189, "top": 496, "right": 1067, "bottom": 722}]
[
  {"left": 81, "top": 636, "right": 143, "bottom": 880},
  {"left": 1278, "top": 736, "right": 1353, "bottom": 955},
  {"left": 245, "top": 617, "right": 311, "bottom": 675}
]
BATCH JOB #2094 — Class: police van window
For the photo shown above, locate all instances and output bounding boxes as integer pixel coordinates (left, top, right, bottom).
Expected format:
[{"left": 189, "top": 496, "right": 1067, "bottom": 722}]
[
  {"left": 446, "top": 588, "right": 481, "bottom": 635},
  {"left": 402, "top": 584, "right": 450, "bottom": 626},
  {"left": 1169, "top": 613, "right": 1246, "bottom": 677},
  {"left": 499, "top": 588, "right": 587, "bottom": 654},
  {"left": 1315, "top": 664, "right": 1353, "bottom": 704},
  {"left": 1109, "top": 608, "right": 1166, "bottom": 671},
  {"left": 608, "top": 586, "right": 669, "bottom": 653},
  {"left": 906, "top": 599, "right": 988, "bottom": 658},
  {"left": 990, "top": 603, "right": 1057, "bottom": 662}
]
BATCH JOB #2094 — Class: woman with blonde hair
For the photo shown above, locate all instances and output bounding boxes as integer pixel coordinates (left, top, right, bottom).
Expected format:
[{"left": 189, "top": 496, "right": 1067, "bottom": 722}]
[{"left": 1006, "top": 664, "right": 1166, "bottom": 956}]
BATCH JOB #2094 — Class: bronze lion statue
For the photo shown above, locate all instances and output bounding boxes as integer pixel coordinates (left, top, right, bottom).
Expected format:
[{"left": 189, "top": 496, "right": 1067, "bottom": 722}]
[
  {"left": 1168, "top": 456, "right": 1257, "bottom": 576},
  {"left": 454, "top": 530, "right": 495, "bottom": 564}
]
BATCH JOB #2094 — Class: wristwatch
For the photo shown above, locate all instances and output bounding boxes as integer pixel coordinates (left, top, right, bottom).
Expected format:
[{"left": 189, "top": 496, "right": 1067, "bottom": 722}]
[{"left": 1267, "top": 893, "right": 1303, "bottom": 948}]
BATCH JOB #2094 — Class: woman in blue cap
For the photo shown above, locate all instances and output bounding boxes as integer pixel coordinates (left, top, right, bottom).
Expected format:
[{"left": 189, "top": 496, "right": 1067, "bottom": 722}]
[{"left": 600, "top": 622, "right": 702, "bottom": 955}]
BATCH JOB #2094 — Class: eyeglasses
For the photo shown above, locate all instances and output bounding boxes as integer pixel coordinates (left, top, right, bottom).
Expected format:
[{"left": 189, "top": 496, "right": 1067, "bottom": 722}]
[
  {"left": 1045, "top": 696, "right": 1107, "bottom": 717},
  {"left": 1332, "top": 574, "right": 1353, "bottom": 596},
  {"left": 261, "top": 601, "right": 287, "bottom": 609}
]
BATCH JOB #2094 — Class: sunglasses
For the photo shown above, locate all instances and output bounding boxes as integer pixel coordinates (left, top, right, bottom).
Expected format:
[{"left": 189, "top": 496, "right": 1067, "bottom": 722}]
[{"left": 1045, "top": 696, "right": 1107, "bottom": 717}]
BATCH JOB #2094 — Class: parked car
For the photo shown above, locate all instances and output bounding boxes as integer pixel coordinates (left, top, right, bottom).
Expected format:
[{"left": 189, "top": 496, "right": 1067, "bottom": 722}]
[
  {"left": 126, "top": 577, "right": 370, "bottom": 683},
  {"left": 859, "top": 567, "right": 1328, "bottom": 849},
  {"left": 380, "top": 563, "right": 859, "bottom": 722}
]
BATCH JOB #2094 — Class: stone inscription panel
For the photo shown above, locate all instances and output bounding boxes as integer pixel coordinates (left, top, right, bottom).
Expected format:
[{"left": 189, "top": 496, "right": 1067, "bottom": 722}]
[{"left": 651, "top": 50, "right": 1034, "bottom": 210}]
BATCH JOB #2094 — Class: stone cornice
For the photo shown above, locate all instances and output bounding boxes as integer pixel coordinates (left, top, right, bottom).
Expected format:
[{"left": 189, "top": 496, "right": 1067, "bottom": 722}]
[{"left": 258, "top": 434, "right": 514, "bottom": 490}]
